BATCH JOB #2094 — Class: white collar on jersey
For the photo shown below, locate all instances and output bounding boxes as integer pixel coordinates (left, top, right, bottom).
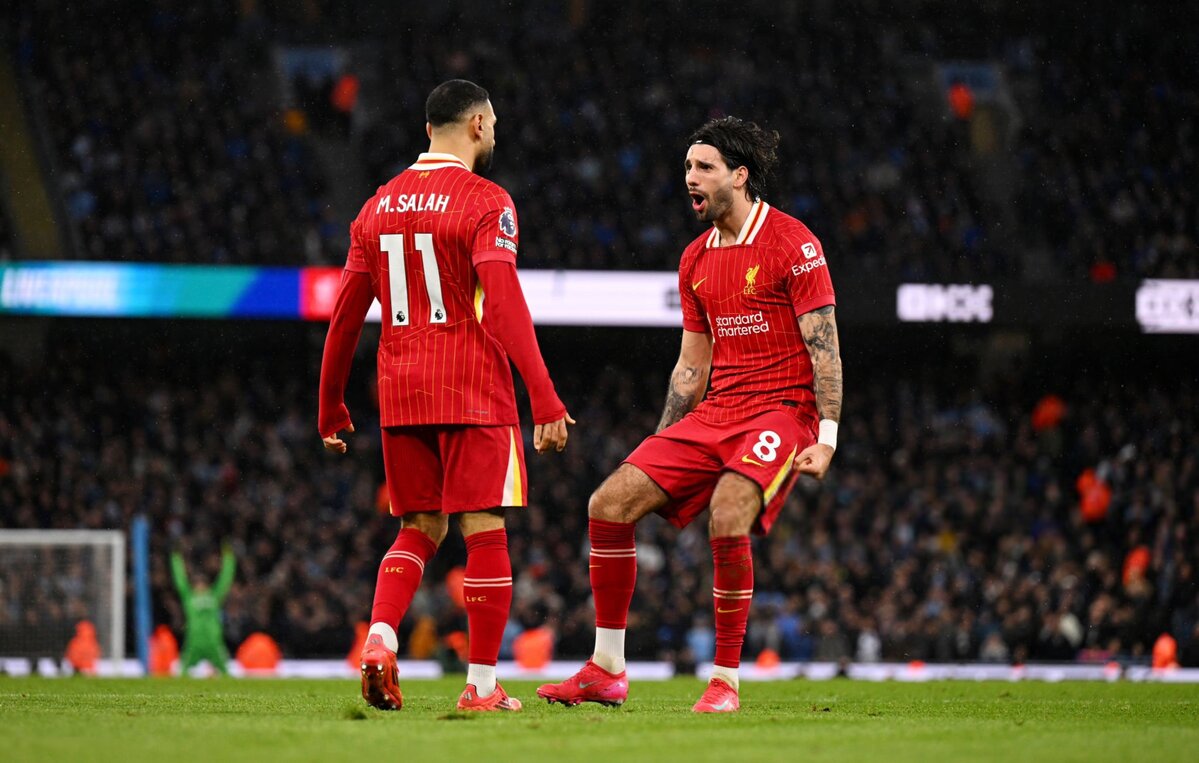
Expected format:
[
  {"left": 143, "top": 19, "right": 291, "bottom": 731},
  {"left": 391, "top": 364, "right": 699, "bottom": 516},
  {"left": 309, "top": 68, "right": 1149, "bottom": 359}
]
[
  {"left": 410, "top": 152, "right": 471, "bottom": 171},
  {"left": 706, "top": 199, "right": 770, "bottom": 248}
]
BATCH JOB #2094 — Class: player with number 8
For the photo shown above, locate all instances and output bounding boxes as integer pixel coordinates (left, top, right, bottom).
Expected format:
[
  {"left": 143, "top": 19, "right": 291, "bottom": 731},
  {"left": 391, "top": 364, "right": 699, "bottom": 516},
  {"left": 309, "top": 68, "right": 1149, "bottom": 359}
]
[
  {"left": 538, "top": 117, "right": 842, "bottom": 713},
  {"left": 318, "top": 80, "right": 574, "bottom": 713}
]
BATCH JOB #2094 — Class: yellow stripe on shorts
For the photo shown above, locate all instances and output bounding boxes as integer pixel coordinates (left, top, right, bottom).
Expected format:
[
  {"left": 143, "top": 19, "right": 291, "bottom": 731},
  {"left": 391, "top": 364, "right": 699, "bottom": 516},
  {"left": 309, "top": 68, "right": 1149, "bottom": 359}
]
[
  {"left": 763, "top": 446, "right": 798, "bottom": 503},
  {"left": 501, "top": 426, "right": 523, "bottom": 506},
  {"left": 474, "top": 282, "right": 485, "bottom": 322}
]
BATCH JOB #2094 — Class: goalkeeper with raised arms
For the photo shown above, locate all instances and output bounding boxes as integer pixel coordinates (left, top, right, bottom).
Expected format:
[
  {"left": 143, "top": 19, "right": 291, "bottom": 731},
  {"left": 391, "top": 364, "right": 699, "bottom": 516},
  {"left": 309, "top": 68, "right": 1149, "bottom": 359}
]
[{"left": 170, "top": 543, "right": 236, "bottom": 675}]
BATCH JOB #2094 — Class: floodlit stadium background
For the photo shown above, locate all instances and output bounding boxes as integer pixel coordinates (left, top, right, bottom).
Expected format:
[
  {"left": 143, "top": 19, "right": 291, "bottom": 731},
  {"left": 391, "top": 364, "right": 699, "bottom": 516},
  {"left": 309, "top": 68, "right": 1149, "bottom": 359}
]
[{"left": 0, "top": 0, "right": 1196, "bottom": 680}]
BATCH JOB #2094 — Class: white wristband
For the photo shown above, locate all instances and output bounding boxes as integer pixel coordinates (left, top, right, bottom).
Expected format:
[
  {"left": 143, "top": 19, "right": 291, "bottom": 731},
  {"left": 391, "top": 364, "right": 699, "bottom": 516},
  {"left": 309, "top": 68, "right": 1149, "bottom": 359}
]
[{"left": 818, "top": 419, "right": 838, "bottom": 450}]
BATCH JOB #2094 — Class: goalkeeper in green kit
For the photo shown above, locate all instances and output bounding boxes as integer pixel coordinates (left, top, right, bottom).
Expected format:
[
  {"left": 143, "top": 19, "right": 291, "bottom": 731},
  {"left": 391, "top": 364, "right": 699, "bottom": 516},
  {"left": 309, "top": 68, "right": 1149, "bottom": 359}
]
[{"left": 170, "top": 544, "right": 236, "bottom": 675}]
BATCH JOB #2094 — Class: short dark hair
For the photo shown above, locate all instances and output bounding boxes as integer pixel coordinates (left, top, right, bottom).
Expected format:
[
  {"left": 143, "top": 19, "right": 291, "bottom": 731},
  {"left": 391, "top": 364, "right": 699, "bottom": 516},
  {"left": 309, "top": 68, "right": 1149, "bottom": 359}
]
[
  {"left": 687, "top": 117, "right": 780, "bottom": 201},
  {"left": 426, "top": 79, "right": 490, "bottom": 128}
]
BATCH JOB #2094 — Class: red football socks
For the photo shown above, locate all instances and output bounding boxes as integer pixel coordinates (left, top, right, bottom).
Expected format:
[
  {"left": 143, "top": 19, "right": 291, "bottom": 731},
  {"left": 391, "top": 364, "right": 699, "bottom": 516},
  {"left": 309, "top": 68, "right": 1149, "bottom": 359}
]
[
  {"left": 711, "top": 535, "right": 754, "bottom": 668},
  {"left": 463, "top": 528, "right": 513, "bottom": 666},
  {"left": 589, "top": 519, "right": 637, "bottom": 629},
  {"left": 371, "top": 527, "right": 439, "bottom": 629}
]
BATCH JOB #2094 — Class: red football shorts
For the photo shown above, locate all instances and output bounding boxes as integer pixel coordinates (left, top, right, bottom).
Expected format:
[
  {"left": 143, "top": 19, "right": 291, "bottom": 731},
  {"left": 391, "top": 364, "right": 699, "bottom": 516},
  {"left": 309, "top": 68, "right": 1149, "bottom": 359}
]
[
  {"left": 624, "top": 410, "right": 814, "bottom": 534},
  {"left": 380, "top": 424, "right": 527, "bottom": 515}
]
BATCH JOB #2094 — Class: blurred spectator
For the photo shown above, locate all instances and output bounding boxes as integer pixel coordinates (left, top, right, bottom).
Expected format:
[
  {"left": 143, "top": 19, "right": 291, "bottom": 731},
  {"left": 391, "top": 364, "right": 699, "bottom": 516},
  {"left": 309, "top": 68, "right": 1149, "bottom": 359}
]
[
  {"left": 236, "top": 632, "right": 283, "bottom": 674},
  {"left": 64, "top": 620, "right": 101, "bottom": 674},
  {"left": 948, "top": 80, "right": 974, "bottom": 121},
  {"left": 148, "top": 624, "right": 179, "bottom": 676}
]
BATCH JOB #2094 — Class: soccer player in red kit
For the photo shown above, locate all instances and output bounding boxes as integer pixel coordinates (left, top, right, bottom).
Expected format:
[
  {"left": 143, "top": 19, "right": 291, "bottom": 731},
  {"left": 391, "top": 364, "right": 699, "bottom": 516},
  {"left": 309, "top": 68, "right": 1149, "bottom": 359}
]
[
  {"left": 319, "top": 80, "right": 574, "bottom": 712},
  {"left": 538, "top": 118, "right": 843, "bottom": 712}
]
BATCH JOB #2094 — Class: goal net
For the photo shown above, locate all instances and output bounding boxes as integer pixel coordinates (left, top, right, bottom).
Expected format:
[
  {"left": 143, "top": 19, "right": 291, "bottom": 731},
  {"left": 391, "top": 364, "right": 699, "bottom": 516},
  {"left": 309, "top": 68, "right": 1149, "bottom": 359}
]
[{"left": 0, "top": 530, "right": 125, "bottom": 670}]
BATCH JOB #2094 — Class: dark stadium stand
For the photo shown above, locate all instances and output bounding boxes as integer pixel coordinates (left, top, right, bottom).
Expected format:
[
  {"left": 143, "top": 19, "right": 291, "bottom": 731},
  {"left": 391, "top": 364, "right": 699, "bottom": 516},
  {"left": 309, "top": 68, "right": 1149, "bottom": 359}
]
[
  {"left": 353, "top": 3, "right": 995, "bottom": 276},
  {"left": 0, "top": 199, "right": 13, "bottom": 261},
  {"left": 11, "top": 2, "right": 1192, "bottom": 278},
  {"left": 2, "top": 323, "right": 1195, "bottom": 665},
  {"left": 1014, "top": 16, "right": 1198, "bottom": 279},
  {"left": 17, "top": 3, "right": 341, "bottom": 265}
]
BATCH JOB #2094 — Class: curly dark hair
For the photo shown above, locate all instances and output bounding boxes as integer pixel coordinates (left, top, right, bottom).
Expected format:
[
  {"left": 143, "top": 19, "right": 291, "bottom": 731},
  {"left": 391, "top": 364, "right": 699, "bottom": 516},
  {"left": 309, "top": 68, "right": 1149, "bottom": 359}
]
[{"left": 687, "top": 117, "right": 780, "bottom": 201}]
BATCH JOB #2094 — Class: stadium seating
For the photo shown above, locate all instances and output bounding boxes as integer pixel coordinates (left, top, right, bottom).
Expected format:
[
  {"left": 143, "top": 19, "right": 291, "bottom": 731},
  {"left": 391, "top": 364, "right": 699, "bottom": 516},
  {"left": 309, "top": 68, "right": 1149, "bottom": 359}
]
[
  {"left": 354, "top": 4, "right": 995, "bottom": 277},
  {"left": 1014, "top": 14, "right": 1197, "bottom": 279},
  {"left": 12, "top": 3, "right": 1192, "bottom": 278},
  {"left": 18, "top": 3, "right": 341, "bottom": 265},
  {"left": 2, "top": 326, "right": 1196, "bottom": 666}
]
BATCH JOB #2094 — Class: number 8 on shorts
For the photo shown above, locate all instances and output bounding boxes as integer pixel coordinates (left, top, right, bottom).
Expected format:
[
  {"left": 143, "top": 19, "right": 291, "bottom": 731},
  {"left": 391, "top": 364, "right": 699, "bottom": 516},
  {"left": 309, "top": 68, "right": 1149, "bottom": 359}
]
[{"left": 752, "top": 430, "right": 781, "bottom": 462}]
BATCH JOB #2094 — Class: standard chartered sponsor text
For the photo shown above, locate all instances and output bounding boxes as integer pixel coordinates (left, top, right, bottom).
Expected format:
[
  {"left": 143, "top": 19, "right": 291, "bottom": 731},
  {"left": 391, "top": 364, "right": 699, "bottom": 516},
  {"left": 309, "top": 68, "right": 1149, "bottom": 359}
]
[{"left": 714, "top": 310, "right": 770, "bottom": 337}]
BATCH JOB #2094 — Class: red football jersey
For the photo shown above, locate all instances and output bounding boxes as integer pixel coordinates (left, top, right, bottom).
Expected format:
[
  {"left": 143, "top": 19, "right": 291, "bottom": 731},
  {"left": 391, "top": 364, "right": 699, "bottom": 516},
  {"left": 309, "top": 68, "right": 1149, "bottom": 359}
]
[
  {"left": 678, "top": 201, "right": 835, "bottom": 427},
  {"left": 346, "top": 153, "right": 522, "bottom": 426}
]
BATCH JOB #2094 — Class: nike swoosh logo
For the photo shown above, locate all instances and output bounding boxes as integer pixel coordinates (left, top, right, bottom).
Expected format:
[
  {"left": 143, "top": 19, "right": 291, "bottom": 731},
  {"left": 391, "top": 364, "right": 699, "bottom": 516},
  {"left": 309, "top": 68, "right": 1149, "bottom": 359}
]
[
  {"left": 713, "top": 699, "right": 734, "bottom": 711},
  {"left": 717, "top": 607, "right": 742, "bottom": 614},
  {"left": 740, "top": 455, "right": 765, "bottom": 466},
  {"left": 691, "top": 277, "right": 708, "bottom": 290},
  {"left": 579, "top": 681, "right": 598, "bottom": 688}
]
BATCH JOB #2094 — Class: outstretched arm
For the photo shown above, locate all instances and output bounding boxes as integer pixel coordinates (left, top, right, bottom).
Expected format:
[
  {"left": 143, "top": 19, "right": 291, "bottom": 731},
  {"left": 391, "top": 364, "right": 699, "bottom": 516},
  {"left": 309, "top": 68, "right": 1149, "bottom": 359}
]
[
  {"left": 212, "top": 544, "right": 236, "bottom": 603},
  {"left": 796, "top": 305, "right": 843, "bottom": 478},
  {"left": 169, "top": 551, "right": 190, "bottom": 599},
  {"left": 657, "top": 329, "right": 713, "bottom": 432}
]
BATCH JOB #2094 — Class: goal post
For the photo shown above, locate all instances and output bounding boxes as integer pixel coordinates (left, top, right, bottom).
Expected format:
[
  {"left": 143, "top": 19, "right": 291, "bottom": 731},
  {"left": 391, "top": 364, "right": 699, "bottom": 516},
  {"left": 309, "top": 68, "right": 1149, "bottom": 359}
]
[{"left": 0, "top": 529, "right": 125, "bottom": 671}]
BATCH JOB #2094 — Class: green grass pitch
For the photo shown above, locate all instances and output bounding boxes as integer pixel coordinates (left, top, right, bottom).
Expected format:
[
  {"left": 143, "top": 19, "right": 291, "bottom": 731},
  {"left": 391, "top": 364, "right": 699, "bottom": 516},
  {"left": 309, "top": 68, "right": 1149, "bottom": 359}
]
[{"left": 3, "top": 677, "right": 1197, "bottom": 762}]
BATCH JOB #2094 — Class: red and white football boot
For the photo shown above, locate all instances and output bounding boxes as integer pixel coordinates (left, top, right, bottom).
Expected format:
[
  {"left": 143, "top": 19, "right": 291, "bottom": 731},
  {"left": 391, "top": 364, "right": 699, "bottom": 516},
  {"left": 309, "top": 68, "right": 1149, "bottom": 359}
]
[
  {"left": 359, "top": 634, "right": 403, "bottom": 710},
  {"left": 456, "top": 682, "right": 523, "bottom": 711},
  {"left": 536, "top": 659, "right": 628, "bottom": 707},
  {"left": 691, "top": 677, "right": 740, "bottom": 713}
]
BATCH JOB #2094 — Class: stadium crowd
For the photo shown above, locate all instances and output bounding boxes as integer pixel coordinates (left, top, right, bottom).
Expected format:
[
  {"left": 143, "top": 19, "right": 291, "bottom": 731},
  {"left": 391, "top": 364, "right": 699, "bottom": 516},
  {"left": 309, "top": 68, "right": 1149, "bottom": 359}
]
[
  {"left": 355, "top": 2, "right": 993, "bottom": 279},
  {"left": 2, "top": 328, "right": 1196, "bottom": 668},
  {"left": 1014, "top": 12, "right": 1197, "bottom": 279},
  {"left": 12, "top": 1, "right": 995, "bottom": 278},
  {"left": 15, "top": 3, "right": 343, "bottom": 265},
  {"left": 11, "top": 2, "right": 1193, "bottom": 279}
]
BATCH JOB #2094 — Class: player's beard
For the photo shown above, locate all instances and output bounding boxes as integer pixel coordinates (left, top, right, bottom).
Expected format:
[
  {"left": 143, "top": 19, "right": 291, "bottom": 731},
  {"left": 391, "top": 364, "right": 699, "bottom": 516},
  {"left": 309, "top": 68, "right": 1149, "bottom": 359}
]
[
  {"left": 475, "top": 144, "right": 495, "bottom": 174},
  {"left": 696, "top": 185, "right": 735, "bottom": 223}
]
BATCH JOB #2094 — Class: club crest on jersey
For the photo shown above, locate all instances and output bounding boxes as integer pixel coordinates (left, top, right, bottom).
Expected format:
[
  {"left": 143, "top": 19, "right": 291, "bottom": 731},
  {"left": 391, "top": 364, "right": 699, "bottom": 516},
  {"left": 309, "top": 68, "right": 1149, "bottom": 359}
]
[
  {"left": 499, "top": 207, "right": 517, "bottom": 237},
  {"left": 743, "top": 264, "right": 761, "bottom": 295}
]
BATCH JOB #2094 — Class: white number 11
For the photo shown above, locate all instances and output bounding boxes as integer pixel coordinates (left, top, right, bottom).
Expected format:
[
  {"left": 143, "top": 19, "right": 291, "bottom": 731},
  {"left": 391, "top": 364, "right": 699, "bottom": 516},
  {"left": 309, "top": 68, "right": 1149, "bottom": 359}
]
[{"left": 380, "top": 233, "right": 447, "bottom": 326}]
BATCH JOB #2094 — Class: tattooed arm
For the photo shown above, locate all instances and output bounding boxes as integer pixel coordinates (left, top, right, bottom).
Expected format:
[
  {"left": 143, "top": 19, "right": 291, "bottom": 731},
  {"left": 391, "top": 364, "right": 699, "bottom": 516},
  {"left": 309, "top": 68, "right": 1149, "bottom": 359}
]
[
  {"left": 798, "top": 305, "right": 843, "bottom": 423},
  {"left": 657, "top": 329, "right": 713, "bottom": 432},
  {"left": 795, "top": 305, "right": 843, "bottom": 478}
]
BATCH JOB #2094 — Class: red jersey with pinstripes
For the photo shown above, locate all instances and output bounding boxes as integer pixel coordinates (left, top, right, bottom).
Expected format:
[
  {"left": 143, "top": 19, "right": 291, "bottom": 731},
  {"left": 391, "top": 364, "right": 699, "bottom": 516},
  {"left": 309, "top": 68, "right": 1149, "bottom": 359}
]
[
  {"left": 345, "top": 153, "right": 520, "bottom": 426},
  {"left": 679, "top": 201, "right": 835, "bottom": 428}
]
